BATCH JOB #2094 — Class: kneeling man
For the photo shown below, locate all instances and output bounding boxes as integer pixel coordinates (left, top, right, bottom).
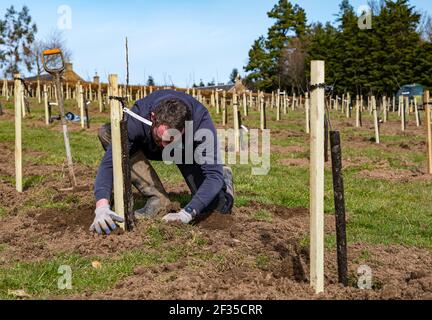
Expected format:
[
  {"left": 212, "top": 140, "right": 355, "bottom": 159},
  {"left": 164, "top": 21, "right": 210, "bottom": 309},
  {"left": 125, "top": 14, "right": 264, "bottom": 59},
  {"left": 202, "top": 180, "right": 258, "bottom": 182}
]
[{"left": 91, "top": 90, "right": 234, "bottom": 235}]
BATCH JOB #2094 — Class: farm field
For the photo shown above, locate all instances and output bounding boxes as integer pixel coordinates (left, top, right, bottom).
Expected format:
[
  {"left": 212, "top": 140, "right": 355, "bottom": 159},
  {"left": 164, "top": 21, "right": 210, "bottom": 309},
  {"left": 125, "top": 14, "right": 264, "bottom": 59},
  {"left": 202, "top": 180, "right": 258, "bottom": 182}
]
[{"left": 1, "top": 96, "right": 431, "bottom": 300}]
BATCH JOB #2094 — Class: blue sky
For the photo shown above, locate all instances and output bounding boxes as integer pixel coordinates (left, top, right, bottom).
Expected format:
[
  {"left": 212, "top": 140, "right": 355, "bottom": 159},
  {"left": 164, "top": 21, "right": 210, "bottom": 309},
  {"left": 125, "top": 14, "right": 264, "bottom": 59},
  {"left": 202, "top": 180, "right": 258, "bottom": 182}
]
[{"left": 1, "top": 0, "right": 431, "bottom": 86}]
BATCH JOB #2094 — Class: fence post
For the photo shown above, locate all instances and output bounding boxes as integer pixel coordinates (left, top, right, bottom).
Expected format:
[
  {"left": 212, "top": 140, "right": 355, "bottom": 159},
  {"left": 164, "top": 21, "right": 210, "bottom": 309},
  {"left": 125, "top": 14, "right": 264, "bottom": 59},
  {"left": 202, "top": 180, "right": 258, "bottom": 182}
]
[
  {"left": 14, "top": 74, "right": 23, "bottom": 193},
  {"left": 401, "top": 96, "right": 406, "bottom": 131},
  {"left": 98, "top": 82, "right": 103, "bottom": 113},
  {"left": 216, "top": 89, "right": 220, "bottom": 115},
  {"left": 425, "top": 91, "right": 432, "bottom": 174},
  {"left": 310, "top": 61, "right": 325, "bottom": 294},
  {"left": 260, "top": 93, "right": 266, "bottom": 131},
  {"left": 222, "top": 91, "right": 227, "bottom": 126},
  {"left": 415, "top": 97, "right": 420, "bottom": 127},
  {"left": 276, "top": 89, "right": 281, "bottom": 121},
  {"left": 305, "top": 92, "right": 310, "bottom": 134},
  {"left": 243, "top": 92, "right": 248, "bottom": 116},
  {"left": 109, "top": 74, "right": 126, "bottom": 230},
  {"left": 373, "top": 96, "right": 380, "bottom": 144},
  {"left": 346, "top": 93, "right": 350, "bottom": 118},
  {"left": 233, "top": 92, "right": 240, "bottom": 153},
  {"left": 383, "top": 96, "right": 387, "bottom": 123},
  {"left": 79, "top": 84, "right": 85, "bottom": 129}
]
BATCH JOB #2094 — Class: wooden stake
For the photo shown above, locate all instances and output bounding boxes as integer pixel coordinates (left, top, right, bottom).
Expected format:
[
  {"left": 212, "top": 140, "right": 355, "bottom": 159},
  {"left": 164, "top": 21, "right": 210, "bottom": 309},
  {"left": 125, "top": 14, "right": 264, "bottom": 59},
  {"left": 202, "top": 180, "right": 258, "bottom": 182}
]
[
  {"left": 21, "top": 82, "right": 26, "bottom": 118},
  {"left": 414, "top": 97, "right": 420, "bottom": 127},
  {"left": 14, "top": 74, "right": 23, "bottom": 193},
  {"left": 44, "top": 85, "right": 49, "bottom": 126},
  {"left": 260, "top": 94, "right": 266, "bottom": 131},
  {"left": 276, "top": 89, "right": 281, "bottom": 121},
  {"left": 222, "top": 91, "right": 227, "bottom": 126},
  {"left": 291, "top": 92, "right": 295, "bottom": 111},
  {"left": 346, "top": 93, "right": 350, "bottom": 118},
  {"left": 383, "top": 96, "right": 387, "bottom": 123},
  {"left": 305, "top": 93, "right": 310, "bottom": 134},
  {"left": 401, "top": 96, "right": 406, "bottom": 131},
  {"left": 109, "top": 74, "right": 125, "bottom": 230},
  {"left": 66, "top": 83, "right": 70, "bottom": 100},
  {"left": 425, "top": 91, "right": 432, "bottom": 174},
  {"left": 215, "top": 90, "right": 220, "bottom": 115},
  {"left": 355, "top": 96, "right": 360, "bottom": 128},
  {"left": 243, "top": 92, "right": 248, "bottom": 116},
  {"left": 79, "top": 84, "right": 85, "bottom": 129},
  {"left": 373, "top": 96, "right": 380, "bottom": 144},
  {"left": 37, "top": 79, "right": 41, "bottom": 104},
  {"left": 98, "top": 83, "right": 103, "bottom": 113},
  {"left": 310, "top": 61, "right": 325, "bottom": 294},
  {"left": 233, "top": 92, "right": 240, "bottom": 153},
  {"left": 271, "top": 91, "right": 274, "bottom": 109}
]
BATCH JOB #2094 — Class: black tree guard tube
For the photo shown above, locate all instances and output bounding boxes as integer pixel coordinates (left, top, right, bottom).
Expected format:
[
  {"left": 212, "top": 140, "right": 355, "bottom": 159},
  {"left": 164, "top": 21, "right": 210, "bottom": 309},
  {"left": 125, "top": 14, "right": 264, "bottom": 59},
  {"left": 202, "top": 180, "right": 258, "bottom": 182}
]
[
  {"left": 120, "top": 119, "right": 135, "bottom": 231},
  {"left": 324, "top": 114, "right": 329, "bottom": 162},
  {"left": 330, "top": 130, "right": 348, "bottom": 286},
  {"left": 85, "top": 102, "right": 90, "bottom": 129},
  {"left": 48, "top": 104, "right": 53, "bottom": 124}
]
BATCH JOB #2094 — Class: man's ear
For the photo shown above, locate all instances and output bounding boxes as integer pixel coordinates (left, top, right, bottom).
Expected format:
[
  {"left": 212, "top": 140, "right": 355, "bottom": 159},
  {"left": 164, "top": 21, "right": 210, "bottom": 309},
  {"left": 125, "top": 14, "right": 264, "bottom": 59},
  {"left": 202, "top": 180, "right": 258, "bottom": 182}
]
[{"left": 151, "top": 112, "right": 156, "bottom": 123}]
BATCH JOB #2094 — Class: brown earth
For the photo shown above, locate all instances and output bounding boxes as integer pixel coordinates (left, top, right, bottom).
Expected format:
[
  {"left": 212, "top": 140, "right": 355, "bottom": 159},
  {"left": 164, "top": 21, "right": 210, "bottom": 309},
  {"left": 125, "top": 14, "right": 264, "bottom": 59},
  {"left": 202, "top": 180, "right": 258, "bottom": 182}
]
[{"left": 1, "top": 185, "right": 432, "bottom": 300}]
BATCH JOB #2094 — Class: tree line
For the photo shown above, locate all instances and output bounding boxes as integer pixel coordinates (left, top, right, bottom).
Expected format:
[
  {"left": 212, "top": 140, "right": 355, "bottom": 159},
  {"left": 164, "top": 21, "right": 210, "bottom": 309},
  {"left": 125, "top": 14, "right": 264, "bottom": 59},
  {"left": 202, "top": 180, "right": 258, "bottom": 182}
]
[{"left": 244, "top": 0, "right": 432, "bottom": 96}]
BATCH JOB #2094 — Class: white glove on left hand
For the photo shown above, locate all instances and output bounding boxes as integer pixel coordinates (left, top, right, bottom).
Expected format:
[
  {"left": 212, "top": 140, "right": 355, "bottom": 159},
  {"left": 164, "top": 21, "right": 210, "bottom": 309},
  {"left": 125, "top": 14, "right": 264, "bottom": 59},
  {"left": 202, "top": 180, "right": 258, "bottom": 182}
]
[{"left": 162, "top": 209, "right": 193, "bottom": 224}]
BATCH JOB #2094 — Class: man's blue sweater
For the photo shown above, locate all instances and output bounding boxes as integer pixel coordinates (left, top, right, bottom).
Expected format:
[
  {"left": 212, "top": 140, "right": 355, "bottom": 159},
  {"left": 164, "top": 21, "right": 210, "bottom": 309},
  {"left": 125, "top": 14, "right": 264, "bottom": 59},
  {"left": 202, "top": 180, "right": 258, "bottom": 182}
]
[{"left": 94, "top": 90, "right": 224, "bottom": 215}]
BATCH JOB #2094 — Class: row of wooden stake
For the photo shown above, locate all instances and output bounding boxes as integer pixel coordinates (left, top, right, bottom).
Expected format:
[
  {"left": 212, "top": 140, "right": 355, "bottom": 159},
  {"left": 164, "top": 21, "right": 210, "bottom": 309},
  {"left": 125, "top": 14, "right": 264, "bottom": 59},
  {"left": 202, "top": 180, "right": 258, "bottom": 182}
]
[{"left": 11, "top": 66, "right": 432, "bottom": 295}]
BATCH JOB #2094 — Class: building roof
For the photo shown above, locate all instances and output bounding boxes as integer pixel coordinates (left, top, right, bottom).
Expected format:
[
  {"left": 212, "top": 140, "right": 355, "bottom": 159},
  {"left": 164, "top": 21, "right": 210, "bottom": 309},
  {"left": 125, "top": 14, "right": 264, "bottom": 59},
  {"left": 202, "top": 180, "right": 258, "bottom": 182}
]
[
  {"left": 196, "top": 84, "right": 235, "bottom": 91},
  {"left": 25, "top": 62, "right": 85, "bottom": 83},
  {"left": 196, "top": 76, "right": 247, "bottom": 93}
]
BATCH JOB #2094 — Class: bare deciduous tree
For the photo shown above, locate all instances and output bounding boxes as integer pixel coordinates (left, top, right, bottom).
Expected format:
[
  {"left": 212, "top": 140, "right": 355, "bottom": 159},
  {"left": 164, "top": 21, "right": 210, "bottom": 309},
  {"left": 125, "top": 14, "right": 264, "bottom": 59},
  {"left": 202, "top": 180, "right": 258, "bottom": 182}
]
[
  {"left": 280, "top": 37, "right": 309, "bottom": 94},
  {"left": 418, "top": 11, "right": 432, "bottom": 42},
  {"left": 31, "top": 29, "right": 73, "bottom": 75}
]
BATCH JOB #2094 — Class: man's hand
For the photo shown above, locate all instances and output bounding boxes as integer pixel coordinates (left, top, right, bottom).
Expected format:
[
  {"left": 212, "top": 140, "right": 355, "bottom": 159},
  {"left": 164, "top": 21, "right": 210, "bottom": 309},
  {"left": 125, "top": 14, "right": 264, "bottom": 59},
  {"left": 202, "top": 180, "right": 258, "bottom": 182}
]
[
  {"left": 90, "top": 205, "right": 125, "bottom": 235},
  {"left": 162, "top": 209, "right": 193, "bottom": 224}
]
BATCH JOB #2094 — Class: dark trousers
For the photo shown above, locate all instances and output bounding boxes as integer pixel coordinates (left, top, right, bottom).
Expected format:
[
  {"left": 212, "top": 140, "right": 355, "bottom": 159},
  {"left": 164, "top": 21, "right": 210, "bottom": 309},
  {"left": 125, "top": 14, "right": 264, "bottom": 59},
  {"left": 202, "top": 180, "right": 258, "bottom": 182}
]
[{"left": 98, "top": 124, "right": 233, "bottom": 215}]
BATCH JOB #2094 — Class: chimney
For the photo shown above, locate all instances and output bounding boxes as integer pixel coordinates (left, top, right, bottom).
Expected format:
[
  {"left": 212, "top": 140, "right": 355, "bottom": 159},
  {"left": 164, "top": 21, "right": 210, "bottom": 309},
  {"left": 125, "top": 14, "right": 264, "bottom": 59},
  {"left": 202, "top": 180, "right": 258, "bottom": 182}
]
[{"left": 65, "top": 62, "right": 73, "bottom": 72}]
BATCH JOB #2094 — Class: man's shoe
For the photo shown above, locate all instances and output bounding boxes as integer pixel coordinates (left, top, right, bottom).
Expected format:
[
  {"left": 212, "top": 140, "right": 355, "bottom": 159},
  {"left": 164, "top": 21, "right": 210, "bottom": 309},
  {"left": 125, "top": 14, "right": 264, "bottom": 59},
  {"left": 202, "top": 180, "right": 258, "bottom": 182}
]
[
  {"left": 223, "top": 166, "right": 234, "bottom": 199},
  {"left": 135, "top": 195, "right": 171, "bottom": 220}
]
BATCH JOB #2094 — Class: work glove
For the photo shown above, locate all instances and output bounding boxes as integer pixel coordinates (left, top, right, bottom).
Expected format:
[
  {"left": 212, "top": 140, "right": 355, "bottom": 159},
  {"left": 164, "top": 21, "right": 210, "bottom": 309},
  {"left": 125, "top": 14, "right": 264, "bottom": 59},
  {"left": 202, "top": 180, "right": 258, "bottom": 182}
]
[
  {"left": 162, "top": 209, "right": 194, "bottom": 224},
  {"left": 90, "top": 205, "right": 125, "bottom": 235}
]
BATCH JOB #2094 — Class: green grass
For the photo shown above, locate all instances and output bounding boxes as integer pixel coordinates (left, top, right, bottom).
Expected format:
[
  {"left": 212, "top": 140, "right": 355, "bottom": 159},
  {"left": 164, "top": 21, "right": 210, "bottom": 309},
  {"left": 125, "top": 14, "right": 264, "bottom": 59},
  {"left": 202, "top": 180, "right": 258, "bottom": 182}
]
[
  {"left": 1, "top": 96, "right": 432, "bottom": 298},
  {"left": 253, "top": 209, "right": 273, "bottom": 222},
  {"left": 0, "top": 251, "right": 160, "bottom": 299},
  {"left": 256, "top": 254, "right": 271, "bottom": 270}
]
